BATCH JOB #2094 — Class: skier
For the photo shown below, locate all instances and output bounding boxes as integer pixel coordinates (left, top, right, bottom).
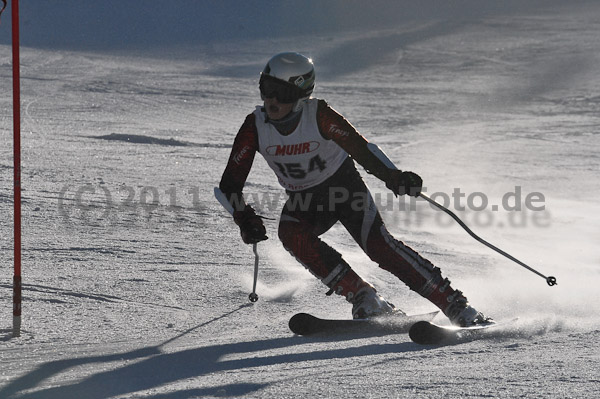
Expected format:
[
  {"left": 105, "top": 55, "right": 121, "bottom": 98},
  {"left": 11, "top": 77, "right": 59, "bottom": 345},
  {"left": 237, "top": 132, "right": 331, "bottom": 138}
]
[{"left": 218, "top": 52, "right": 491, "bottom": 326}]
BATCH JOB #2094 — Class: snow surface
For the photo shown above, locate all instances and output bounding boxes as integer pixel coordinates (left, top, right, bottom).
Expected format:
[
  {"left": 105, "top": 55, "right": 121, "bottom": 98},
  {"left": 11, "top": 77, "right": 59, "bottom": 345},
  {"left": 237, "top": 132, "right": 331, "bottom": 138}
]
[{"left": 1, "top": 1, "right": 599, "bottom": 398}]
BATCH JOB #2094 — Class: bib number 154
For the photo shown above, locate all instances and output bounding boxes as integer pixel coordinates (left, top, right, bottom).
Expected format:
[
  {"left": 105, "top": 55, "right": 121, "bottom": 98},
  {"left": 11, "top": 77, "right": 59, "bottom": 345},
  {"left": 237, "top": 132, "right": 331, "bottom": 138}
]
[{"left": 274, "top": 155, "right": 327, "bottom": 179}]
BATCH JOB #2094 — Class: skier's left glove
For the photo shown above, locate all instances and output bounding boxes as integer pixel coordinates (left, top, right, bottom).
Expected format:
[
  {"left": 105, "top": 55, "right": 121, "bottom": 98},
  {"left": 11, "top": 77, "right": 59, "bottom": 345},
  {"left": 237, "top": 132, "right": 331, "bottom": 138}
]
[
  {"left": 386, "top": 170, "right": 423, "bottom": 197},
  {"left": 233, "top": 205, "right": 268, "bottom": 244}
]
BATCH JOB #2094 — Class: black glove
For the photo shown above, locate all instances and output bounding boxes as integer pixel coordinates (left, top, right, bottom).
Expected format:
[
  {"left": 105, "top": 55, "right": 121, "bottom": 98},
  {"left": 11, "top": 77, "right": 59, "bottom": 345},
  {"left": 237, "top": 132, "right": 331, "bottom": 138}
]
[
  {"left": 233, "top": 205, "right": 268, "bottom": 244},
  {"left": 386, "top": 170, "right": 423, "bottom": 197}
]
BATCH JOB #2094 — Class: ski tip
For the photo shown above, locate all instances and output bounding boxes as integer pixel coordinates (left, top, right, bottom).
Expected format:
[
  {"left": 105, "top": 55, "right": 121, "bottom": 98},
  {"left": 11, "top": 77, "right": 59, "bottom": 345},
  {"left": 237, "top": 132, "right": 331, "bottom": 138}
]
[
  {"left": 408, "top": 320, "right": 432, "bottom": 338},
  {"left": 409, "top": 318, "right": 508, "bottom": 345},
  {"left": 288, "top": 313, "right": 315, "bottom": 336},
  {"left": 409, "top": 320, "right": 452, "bottom": 345}
]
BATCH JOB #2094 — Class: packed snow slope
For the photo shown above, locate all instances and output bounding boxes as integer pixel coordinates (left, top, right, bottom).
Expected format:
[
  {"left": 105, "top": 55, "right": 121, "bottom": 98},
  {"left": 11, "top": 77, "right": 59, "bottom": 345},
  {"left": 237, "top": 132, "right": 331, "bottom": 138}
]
[{"left": 1, "top": 1, "right": 599, "bottom": 398}]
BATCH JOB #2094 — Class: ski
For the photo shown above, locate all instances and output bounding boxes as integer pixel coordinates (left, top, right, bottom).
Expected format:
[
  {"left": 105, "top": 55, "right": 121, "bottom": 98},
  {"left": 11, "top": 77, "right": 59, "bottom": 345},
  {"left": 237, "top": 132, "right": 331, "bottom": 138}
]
[
  {"left": 289, "top": 311, "right": 439, "bottom": 336},
  {"left": 408, "top": 320, "right": 506, "bottom": 345}
]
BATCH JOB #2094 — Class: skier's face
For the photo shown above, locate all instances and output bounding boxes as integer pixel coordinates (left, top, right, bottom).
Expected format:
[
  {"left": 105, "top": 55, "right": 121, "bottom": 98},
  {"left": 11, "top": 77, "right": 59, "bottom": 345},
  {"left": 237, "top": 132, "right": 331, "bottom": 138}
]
[{"left": 264, "top": 97, "right": 294, "bottom": 121}]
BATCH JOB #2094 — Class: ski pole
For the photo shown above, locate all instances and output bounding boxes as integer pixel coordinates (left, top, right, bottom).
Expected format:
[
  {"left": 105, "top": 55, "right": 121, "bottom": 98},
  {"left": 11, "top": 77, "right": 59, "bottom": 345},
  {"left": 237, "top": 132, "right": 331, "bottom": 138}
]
[
  {"left": 249, "top": 243, "right": 260, "bottom": 302},
  {"left": 366, "top": 143, "right": 557, "bottom": 286},
  {"left": 418, "top": 193, "right": 556, "bottom": 286},
  {"left": 214, "top": 187, "right": 263, "bottom": 301}
]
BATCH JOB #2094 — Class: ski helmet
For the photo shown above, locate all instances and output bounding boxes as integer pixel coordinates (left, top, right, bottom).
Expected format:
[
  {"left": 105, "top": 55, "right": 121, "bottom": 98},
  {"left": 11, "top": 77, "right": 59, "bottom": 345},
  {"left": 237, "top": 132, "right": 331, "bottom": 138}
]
[{"left": 259, "top": 52, "right": 315, "bottom": 111}]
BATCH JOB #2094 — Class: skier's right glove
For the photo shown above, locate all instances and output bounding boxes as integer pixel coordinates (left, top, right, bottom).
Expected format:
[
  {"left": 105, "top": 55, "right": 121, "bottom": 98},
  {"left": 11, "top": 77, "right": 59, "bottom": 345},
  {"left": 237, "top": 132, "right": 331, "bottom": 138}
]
[
  {"left": 386, "top": 170, "right": 423, "bottom": 197},
  {"left": 233, "top": 205, "right": 268, "bottom": 244}
]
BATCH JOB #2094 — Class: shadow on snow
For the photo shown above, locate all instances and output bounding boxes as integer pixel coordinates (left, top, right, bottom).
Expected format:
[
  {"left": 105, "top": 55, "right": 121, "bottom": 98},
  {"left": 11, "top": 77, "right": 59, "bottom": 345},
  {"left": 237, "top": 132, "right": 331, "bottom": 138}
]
[{"left": 0, "top": 304, "right": 426, "bottom": 399}]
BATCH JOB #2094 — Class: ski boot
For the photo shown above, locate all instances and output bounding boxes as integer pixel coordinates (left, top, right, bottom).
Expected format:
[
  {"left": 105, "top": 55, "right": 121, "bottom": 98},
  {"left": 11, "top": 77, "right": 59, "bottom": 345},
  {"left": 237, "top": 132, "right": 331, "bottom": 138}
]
[
  {"left": 445, "top": 291, "right": 493, "bottom": 327},
  {"left": 351, "top": 286, "right": 400, "bottom": 319}
]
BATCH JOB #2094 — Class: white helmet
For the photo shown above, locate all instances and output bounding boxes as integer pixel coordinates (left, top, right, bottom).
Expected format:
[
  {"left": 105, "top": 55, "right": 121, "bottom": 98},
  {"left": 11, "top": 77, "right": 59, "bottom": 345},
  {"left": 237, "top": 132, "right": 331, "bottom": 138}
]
[{"left": 260, "top": 52, "right": 315, "bottom": 111}]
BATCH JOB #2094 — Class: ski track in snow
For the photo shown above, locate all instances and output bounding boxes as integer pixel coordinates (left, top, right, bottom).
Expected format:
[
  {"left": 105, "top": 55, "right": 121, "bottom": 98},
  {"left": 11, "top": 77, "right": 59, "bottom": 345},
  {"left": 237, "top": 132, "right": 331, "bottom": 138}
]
[{"left": 1, "top": 2, "right": 600, "bottom": 398}]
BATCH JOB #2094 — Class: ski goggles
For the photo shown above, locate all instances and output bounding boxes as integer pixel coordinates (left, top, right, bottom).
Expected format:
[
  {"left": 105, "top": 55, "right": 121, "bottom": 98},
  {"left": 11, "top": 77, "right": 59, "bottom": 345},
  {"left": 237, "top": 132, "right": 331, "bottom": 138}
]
[{"left": 259, "top": 74, "right": 303, "bottom": 104}]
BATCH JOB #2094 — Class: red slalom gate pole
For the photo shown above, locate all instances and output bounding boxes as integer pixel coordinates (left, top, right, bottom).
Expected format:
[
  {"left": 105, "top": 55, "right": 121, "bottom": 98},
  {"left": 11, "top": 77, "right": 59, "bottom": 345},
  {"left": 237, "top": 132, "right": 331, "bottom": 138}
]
[{"left": 11, "top": 0, "right": 22, "bottom": 338}]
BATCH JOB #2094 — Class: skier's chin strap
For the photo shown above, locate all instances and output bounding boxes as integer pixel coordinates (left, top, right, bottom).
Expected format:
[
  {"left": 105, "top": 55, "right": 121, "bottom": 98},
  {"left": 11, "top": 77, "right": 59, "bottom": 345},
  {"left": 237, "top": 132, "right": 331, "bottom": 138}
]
[{"left": 262, "top": 107, "right": 303, "bottom": 135}]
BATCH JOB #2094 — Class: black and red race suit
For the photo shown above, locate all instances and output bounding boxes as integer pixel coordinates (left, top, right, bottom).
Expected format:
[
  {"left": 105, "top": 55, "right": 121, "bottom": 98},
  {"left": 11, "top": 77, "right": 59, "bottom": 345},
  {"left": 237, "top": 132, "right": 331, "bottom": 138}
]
[{"left": 219, "top": 99, "right": 458, "bottom": 311}]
